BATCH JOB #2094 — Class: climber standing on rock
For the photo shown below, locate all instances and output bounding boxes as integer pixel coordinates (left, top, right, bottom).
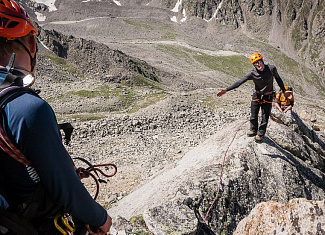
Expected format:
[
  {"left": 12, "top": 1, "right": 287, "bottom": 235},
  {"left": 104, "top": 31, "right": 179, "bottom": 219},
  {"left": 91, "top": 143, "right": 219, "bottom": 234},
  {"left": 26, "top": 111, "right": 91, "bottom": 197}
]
[{"left": 217, "top": 53, "right": 287, "bottom": 142}]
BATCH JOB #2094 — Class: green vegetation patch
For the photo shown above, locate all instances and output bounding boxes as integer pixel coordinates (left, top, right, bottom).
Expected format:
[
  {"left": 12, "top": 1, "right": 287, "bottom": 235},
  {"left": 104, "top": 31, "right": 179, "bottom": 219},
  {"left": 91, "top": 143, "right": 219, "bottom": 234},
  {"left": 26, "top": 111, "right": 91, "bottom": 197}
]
[
  {"left": 192, "top": 54, "right": 252, "bottom": 78},
  {"left": 156, "top": 44, "right": 251, "bottom": 78},
  {"left": 122, "top": 75, "right": 164, "bottom": 90},
  {"left": 123, "top": 19, "right": 154, "bottom": 30},
  {"left": 156, "top": 44, "right": 192, "bottom": 61},
  {"left": 63, "top": 83, "right": 168, "bottom": 114},
  {"left": 159, "top": 24, "right": 179, "bottom": 40},
  {"left": 68, "top": 113, "right": 107, "bottom": 122},
  {"left": 128, "top": 92, "right": 167, "bottom": 113},
  {"left": 162, "top": 31, "right": 178, "bottom": 40},
  {"left": 46, "top": 54, "right": 85, "bottom": 78}
]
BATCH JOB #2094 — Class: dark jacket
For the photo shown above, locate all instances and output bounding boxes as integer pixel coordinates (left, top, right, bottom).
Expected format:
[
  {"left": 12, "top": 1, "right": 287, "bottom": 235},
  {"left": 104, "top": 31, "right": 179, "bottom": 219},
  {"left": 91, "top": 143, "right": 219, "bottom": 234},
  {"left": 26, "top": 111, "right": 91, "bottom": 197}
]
[
  {"left": 0, "top": 71, "right": 107, "bottom": 227},
  {"left": 226, "top": 64, "right": 286, "bottom": 94}
]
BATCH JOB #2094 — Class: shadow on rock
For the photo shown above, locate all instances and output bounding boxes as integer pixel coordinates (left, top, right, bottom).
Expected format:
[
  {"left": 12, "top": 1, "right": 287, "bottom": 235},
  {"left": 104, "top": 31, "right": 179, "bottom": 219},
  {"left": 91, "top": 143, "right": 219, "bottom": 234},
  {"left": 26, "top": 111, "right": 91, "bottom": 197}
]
[
  {"left": 184, "top": 198, "right": 216, "bottom": 235},
  {"left": 263, "top": 136, "right": 325, "bottom": 199}
]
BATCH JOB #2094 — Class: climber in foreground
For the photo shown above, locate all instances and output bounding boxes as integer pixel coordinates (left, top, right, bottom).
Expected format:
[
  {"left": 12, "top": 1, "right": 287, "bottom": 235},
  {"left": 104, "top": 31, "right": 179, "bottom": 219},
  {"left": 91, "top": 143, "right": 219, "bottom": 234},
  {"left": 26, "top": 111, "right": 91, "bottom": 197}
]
[
  {"left": 0, "top": 0, "right": 111, "bottom": 234},
  {"left": 217, "top": 53, "right": 287, "bottom": 142}
]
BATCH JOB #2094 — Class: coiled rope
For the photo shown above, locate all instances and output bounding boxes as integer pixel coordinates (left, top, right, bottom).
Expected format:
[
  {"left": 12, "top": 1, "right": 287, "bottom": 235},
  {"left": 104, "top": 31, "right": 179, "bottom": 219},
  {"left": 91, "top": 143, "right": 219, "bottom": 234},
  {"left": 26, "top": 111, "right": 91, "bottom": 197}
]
[{"left": 74, "top": 157, "right": 117, "bottom": 200}]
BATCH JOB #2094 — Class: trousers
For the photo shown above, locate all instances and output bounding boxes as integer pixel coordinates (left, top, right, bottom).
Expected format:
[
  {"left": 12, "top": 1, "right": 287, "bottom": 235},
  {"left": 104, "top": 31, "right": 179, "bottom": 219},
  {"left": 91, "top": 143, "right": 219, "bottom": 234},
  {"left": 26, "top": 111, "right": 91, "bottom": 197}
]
[{"left": 250, "top": 93, "right": 273, "bottom": 136}]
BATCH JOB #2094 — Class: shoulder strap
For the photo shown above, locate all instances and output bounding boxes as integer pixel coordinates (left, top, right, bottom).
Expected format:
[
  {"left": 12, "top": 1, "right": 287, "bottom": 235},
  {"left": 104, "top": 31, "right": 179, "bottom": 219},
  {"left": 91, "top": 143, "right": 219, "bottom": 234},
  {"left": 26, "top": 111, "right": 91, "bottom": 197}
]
[
  {"left": 0, "top": 86, "right": 38, "bottom": 167},
  {"left": 0, "top": 86, "right": 37, "bottom": 110},
  {"left": 0, "top": 73, "right": 23, "bottom": 89}
]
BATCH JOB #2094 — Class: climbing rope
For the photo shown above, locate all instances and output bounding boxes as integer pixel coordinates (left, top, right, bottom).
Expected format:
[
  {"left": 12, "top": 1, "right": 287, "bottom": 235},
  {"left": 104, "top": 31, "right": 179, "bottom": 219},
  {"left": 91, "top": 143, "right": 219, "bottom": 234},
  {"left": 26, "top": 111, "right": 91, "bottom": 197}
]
[
  {"left": 197, "top": 119, "right": 249, "bottom": 234},
  {"left": 0, "top": 125, "right": 32, "bottom": 166},
  {"left": 74, "top": 157, "right": 117, "bottom": 200}
]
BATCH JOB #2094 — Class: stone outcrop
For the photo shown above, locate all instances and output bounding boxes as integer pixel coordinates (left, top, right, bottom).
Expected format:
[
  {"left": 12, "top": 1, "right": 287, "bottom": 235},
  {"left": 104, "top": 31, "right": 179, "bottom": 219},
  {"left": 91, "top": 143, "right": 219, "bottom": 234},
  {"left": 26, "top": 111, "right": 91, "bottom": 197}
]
[{"left": 234, "top": 198, "right": 325, "bottom": 234}]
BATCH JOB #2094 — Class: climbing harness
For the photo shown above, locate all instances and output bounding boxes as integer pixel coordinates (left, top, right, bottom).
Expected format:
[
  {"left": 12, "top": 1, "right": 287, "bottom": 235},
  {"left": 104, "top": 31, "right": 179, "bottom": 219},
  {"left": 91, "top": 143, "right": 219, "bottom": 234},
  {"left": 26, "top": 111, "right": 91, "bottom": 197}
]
[
  {"left": 251, "top": 90, "right": 274, "bottom": 104},
  {"left": 196, "top": 120, "right": 249, "bottom": 234}
]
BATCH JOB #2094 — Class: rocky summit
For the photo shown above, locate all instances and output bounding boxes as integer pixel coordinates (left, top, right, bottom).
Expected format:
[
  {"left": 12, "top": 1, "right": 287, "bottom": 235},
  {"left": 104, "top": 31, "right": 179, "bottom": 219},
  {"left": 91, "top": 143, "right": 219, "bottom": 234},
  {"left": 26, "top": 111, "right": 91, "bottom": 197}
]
[{"left": 19, "top": 0, "right": 325, "bottom": 234}]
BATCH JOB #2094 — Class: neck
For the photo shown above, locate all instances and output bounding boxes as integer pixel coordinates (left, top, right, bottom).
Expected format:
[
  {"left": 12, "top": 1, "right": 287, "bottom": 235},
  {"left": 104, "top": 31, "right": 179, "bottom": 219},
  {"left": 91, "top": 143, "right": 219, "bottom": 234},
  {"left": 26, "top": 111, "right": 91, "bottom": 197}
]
[{"left": 0, "top": 53, "right": 32, "bottom": 75}]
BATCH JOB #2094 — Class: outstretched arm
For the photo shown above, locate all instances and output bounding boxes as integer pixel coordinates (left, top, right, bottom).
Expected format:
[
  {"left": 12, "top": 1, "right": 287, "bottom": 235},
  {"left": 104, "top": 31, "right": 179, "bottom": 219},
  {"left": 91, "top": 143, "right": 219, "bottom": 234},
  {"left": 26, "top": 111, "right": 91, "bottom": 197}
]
[
  {"left": 217, "top": 88, "right": 227, "bottom": 97},
  {"left": 217, "top": 72, "right": 252, "bottom": 97}
]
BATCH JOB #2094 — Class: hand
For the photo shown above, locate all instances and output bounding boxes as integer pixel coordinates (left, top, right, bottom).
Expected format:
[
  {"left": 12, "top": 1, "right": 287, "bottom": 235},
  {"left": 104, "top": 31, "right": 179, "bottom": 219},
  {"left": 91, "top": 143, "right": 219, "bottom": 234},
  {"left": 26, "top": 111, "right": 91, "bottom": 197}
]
[
  {"left": 99, "top": 214, "right": 112, "bottom": 233},
  {"left": 217, "top": 88, "right": 227, "bottom": 97},
  {"left": 86, "top": 214, "right": 112, "bottom": 235}
]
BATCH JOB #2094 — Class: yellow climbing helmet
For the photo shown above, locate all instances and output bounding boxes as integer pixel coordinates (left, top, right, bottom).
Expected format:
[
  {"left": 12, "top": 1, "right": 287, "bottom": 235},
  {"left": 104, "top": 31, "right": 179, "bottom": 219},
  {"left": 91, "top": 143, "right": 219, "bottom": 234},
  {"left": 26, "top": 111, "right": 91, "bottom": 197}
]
[{"left": 250, "top": 53, "right": 263, "bottom": 64}]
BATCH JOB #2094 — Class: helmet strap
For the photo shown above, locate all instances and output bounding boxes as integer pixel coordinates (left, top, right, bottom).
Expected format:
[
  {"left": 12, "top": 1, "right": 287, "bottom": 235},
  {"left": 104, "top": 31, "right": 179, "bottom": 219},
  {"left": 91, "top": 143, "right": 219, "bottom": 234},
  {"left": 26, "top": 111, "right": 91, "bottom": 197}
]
[
  {"left": 5, "top": 52, "right": 35, "bottom": 87},
  {"left": 5, "top": 53, "right": 16, "bottom": 72},
  {"left": 3, "top": 53, "right": 35, "bottom": 88}
]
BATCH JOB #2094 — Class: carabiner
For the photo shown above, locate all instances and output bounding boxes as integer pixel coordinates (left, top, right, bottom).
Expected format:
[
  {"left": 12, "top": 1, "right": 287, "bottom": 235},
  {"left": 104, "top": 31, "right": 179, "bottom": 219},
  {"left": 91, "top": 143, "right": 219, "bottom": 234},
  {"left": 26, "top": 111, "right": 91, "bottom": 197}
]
[{"left": 54, "top": 212, "right": 76, "bottom": 235}]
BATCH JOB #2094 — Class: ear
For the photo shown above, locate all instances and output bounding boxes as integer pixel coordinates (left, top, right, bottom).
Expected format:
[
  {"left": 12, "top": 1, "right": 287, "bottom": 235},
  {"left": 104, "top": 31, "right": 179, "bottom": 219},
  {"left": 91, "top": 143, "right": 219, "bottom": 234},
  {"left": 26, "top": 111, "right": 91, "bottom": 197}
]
[{"left": 28, "top": 35, "right": 37, "bottom": 54}]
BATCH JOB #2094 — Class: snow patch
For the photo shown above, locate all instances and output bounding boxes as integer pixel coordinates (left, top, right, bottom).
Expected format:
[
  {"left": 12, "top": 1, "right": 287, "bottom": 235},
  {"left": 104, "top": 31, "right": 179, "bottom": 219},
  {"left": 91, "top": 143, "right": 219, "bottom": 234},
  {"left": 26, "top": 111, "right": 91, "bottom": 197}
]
[
  {"left": 35, "top": 12, "right": 46, "bottom": 21},
  {"left": 170, "top": 16, "right": 177, "bottom": 23},
  {"left": 171, "top": 0, "right": 182, "bottom": 13},
  {"left": 170, "top": 0, "right": 187, "bottom": 23},
  {"left": 112, "top": 0, "right": 121, "bottom": 6},
  {"left": 38, "top": 40, "right": 50, "bottom": 51},
  {"left": 31, "top": 0, "right": 57, "bottom": 12},
  {"left": 207, "top": 0, "right": 224, "bottom": 22}
]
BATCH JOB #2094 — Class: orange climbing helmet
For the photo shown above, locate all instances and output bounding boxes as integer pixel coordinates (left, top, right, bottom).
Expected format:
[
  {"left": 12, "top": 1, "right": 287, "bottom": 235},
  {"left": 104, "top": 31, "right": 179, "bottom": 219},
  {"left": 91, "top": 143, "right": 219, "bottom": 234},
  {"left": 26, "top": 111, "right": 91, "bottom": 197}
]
[
  {"left": 250, "top": 53, "right": 263, "bottom": 64},
  {"left": 0, "top": 0, "right": 38, "bottom": 40},
  {"left": 284, "top": 85, "right": 293, "bottom": 91}
]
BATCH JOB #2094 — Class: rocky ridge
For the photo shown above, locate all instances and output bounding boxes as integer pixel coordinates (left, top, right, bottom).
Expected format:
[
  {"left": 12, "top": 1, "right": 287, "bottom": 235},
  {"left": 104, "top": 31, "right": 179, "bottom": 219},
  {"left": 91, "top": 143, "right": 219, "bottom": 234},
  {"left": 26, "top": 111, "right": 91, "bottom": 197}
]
[{"left": 21, "top": 0, "right": 325, "bottom": 233}]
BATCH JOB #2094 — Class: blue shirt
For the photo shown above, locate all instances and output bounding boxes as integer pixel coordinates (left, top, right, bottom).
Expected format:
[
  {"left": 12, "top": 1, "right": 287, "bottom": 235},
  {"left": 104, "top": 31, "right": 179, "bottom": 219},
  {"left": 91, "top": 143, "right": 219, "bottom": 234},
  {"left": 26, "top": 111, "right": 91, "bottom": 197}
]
[
  {"left": 0, "top": 194, "right": 8, "bottom": 209},
  {"left": 0, "top": 80, "right": 107, "bottom": 227}
]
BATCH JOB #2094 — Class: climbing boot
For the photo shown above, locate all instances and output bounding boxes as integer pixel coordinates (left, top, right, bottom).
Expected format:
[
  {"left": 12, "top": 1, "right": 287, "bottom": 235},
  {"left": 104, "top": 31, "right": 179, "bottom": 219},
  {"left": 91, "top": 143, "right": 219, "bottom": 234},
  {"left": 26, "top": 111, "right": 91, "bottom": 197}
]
[
  {"left": 247, "top": 131, "right": 256, "bottom": 137},
  {"left": 254, "top": 135, "right": 264, "bottom": 142}
]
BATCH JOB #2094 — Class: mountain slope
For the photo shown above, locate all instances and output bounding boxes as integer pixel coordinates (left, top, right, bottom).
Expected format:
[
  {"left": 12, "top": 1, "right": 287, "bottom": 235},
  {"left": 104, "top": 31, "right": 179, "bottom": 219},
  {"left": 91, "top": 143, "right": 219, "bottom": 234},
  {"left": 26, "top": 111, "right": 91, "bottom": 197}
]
[
  {"left": 18, "top": 0, "right": 325, "bottom": 234},
  {"left": 33, "top": 0, "right": 325, "bottom": 98}
]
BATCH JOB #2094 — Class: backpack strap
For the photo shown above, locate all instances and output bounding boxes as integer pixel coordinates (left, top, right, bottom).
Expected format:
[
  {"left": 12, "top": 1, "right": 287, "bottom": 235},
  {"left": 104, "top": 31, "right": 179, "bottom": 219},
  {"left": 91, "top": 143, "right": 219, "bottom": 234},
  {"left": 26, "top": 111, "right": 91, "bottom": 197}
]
[
  {"left": 0, "top": 86, "right": 38, "bottom": 167},
  {"left": 0, "top": 73, "right": 23, "bottom": 89}
]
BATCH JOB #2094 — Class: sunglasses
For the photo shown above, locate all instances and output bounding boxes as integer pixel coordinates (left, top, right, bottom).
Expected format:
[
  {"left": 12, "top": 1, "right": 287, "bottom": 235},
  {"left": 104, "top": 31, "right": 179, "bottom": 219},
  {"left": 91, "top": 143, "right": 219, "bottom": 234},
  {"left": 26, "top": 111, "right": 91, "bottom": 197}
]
[{"left": 253, "top": 60, "right": 263, "bottom": 66}]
